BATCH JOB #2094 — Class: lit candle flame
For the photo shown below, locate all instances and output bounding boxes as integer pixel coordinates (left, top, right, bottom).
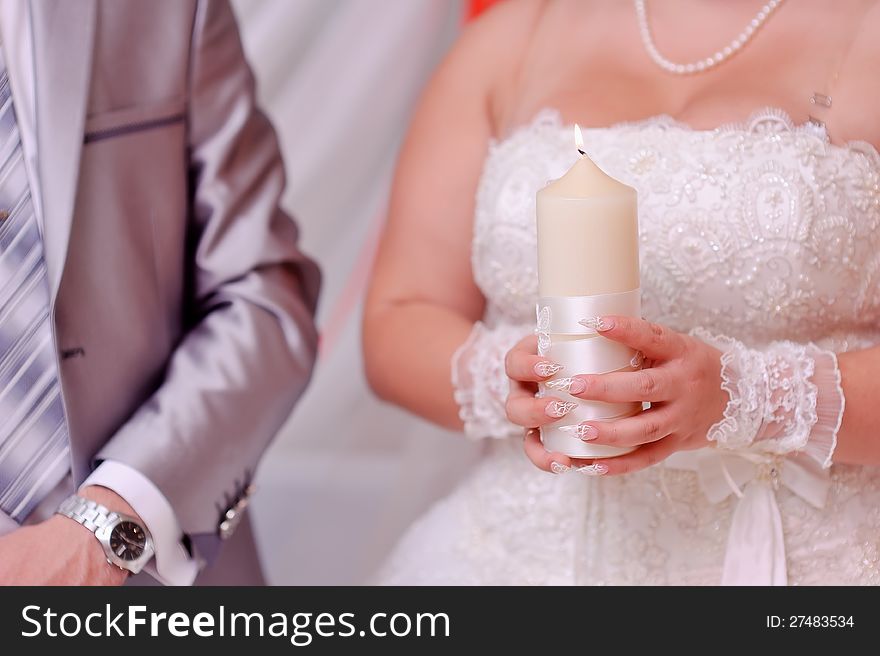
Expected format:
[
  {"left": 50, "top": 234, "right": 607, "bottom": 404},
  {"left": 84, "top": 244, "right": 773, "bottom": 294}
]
[{"left": 574, "top": 124, "right": 586, "bottom": 157}]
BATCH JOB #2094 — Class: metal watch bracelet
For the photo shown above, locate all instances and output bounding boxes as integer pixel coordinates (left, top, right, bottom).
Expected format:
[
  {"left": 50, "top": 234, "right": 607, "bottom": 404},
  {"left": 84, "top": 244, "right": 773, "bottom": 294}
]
[
  {"left": 56, "top": 494, "right": 154, "bottom": 574},
  {"left": 57, "top": 495, "right": 121, "bottom": 533}
]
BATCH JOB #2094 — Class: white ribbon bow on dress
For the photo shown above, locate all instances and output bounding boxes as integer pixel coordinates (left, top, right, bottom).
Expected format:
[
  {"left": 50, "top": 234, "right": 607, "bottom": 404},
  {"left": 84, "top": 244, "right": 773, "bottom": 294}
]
[{"left": 664, "top": 448, "right": 830, "bottom": 586}]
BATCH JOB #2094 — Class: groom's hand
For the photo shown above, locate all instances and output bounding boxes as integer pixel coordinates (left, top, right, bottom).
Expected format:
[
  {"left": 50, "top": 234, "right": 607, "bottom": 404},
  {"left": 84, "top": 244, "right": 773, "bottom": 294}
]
[{"left": 0, "top": 487, "right": 137, "bottom": 586}]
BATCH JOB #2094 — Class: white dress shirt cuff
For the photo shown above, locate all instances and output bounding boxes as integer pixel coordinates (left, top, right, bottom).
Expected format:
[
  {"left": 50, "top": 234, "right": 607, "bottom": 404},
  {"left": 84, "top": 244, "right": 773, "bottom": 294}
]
[{"left": 82, "top": 461, "right": 200, "bottom": 586}]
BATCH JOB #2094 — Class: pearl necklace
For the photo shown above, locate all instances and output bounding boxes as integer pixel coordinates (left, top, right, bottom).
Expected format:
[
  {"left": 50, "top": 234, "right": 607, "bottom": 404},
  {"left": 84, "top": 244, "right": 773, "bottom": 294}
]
[{"left": 634, "top": 0, "right": 785, "bottom": 75}]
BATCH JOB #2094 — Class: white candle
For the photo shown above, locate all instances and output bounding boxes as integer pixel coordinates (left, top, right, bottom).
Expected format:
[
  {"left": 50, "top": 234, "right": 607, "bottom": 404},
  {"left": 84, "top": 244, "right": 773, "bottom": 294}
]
[{"left": 536, "top": 125, "right": 642, "bottom": 458}]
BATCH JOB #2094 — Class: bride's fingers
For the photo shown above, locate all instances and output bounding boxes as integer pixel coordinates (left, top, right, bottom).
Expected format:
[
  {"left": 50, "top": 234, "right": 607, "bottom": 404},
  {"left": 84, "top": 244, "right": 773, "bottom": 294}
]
[
  {"left": 505, "top": 335, "right": 562, "bottom": 382},
  {"left": 570, "top": 366, "right": 679, "bottom": 403},
  {"left": 573, "top": 405, "right": 678, "bottom": 447},
  {"left": 591, "top": 315, "right": 685, "bottom": 361},
  {"left": 595, "top": 435, "right": 681, "bottom": 476},
  {"left": 523, "top": 428, "right": 571, "bottom": 473},
  {"left": 505, "top": 392, "right": 578, "bottom": 428}
]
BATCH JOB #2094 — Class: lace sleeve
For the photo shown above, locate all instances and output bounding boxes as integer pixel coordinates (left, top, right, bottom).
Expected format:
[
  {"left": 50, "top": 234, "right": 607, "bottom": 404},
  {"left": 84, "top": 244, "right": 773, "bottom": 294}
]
[
  {"left": 691, "top": 328, "right": 845, "bottom": 469},
  {"left": 451, "top": 322, "right": 530, "bottom": 440}
]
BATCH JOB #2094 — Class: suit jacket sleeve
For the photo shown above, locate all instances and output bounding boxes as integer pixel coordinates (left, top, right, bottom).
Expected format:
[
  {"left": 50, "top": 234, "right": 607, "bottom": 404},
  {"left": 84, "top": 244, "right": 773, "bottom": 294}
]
[{"left": 95, "top": 0, "right": 321, "bottom": 561}]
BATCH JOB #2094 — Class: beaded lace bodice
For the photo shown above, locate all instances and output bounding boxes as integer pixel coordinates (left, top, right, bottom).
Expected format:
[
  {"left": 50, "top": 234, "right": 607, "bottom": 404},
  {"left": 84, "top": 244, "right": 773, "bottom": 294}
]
[
  {"left": 474, "top": 108, "right": 880, "bottom": 349},
  {"left": 380, "top": 108, "right": 880, "bottom": 585}
]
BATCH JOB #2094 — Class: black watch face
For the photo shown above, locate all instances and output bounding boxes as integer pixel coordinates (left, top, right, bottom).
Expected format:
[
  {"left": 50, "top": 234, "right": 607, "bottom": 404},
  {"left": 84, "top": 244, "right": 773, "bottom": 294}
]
[{"left": 109, "top": 521, "right": 147, "bottom": 561}]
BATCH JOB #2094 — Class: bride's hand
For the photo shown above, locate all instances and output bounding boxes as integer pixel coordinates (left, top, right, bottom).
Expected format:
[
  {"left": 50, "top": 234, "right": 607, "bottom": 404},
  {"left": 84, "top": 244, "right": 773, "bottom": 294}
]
[{"left": 505, "top": 316, "right": 728, "bottom": 475}]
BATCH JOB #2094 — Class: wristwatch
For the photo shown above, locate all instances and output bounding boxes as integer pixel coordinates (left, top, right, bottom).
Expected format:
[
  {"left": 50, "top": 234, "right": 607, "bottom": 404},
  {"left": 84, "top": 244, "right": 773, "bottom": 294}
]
[{"left": 56, "top": 495, "right": 155, "bottom": 574}]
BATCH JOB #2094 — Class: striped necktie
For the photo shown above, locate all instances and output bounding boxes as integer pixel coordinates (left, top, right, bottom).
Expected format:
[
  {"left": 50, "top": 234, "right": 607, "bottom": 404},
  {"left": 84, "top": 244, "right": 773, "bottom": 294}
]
[{"left": 0, "top": 50, "right": 70, "bottom": 522}]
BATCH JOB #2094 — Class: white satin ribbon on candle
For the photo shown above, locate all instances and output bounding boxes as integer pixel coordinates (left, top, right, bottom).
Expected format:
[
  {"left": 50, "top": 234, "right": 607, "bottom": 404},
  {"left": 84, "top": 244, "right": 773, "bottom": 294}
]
[
  {"left": 537, "top": 288, "right": 641, "bottom": 335},
  {"left": 536, "top": 289, "right": 642, "bottom": 456},
  {"left": 664, "top": 448, "right": 830, "bottom": 586},
  {"left": 544, "top": 336, "right": 636, "bottom": 374},
  {"left": 540, "top": 396, "right": 641, "bottom": 423}
]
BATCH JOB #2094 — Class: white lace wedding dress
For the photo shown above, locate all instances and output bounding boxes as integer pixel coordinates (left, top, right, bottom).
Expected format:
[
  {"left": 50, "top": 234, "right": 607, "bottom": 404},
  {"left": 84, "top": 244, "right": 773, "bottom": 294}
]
[{"left": 377, "top": 108, "right": 880, "bottom": 585}]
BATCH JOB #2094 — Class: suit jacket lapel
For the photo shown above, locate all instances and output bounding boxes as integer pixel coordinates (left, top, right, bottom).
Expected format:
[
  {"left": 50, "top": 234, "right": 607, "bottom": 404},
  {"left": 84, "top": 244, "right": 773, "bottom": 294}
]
[{"left": 30, "top": 0, "right": 96, "bottom": 302}]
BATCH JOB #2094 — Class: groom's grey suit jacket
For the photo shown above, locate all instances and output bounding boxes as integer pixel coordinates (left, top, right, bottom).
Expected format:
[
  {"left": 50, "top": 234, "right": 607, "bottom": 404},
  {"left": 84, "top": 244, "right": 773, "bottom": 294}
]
[{"left": 29, "top": 0, "right": 320, "bottom": 578}]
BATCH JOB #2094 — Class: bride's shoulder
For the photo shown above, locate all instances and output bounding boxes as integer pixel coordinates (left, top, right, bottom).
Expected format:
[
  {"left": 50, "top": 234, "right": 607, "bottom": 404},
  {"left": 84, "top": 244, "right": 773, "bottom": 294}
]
[
  {"left": 849, "top": 3, "right": 880, "bottom": 72},
  {"left": 852, "top": 2, "right": 880, "bottom": 58},
  {"left": 831, "top": 2, "right": 880, "bottom": 148},
  {"left": 456, "top": 0, "right": 549, "bottom": 59},
  {"left": 419, "top": 1, "right": 549, "bottom": 124},
  {"left": 454, "top": 0, "right": 563, "bottom": 130},
  {"left": 466, "top": 0, "right": 549, "bottom": 29},
  {"left": 417, "top": 0, "right": 592, "bottom": 137}
]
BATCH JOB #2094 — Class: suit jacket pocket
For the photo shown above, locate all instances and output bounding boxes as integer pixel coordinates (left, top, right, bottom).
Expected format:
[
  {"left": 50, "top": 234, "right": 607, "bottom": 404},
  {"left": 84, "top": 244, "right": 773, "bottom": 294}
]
[{"left": 84, "top": 97, "right": 186, "bottom": 144}]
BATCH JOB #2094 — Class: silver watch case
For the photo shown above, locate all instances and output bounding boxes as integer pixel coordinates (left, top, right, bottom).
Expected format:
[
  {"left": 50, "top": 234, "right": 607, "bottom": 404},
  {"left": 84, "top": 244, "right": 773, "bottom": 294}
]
[{"left": 95, "top": 514, "right": 155, "bottom": 574}]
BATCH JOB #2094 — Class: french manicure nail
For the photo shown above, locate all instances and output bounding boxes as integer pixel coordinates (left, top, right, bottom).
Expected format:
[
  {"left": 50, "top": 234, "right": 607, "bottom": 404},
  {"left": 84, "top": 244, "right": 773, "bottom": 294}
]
[
  {"left": 544, "top": 377, "right": 586, "bottom": 394},
  {"left": 559, "top": 423, "right": 599, "bottom": 441},
  {"left": 534, "top": 361, "right": 563, "bottom": 377},
  {"left": 579, "top": 316, "right": 612, "bottom": 332},
  {"left": 546, "top": 400, "right": 578, "bottom": 418},
  {"left": 550, "top": 462, "right": 570, "bottom": 474},
  {"left": 630, "top": 351, "right": 645, "bottom": 368},
  {"left": 574, "top": 463, "right": 608, "bottom": 476}
]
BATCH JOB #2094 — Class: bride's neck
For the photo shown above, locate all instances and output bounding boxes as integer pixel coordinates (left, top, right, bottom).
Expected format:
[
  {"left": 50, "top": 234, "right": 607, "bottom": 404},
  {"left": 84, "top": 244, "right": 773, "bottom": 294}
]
[{"left": 490, "top": 0, "right": 880, "bottom": 149}]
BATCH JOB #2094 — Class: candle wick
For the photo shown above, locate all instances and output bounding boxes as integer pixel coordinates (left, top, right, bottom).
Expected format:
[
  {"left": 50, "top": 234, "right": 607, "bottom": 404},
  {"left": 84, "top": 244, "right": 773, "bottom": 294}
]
[{"left": 577, "top": 148, "right": 586, "bottom": 157}]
